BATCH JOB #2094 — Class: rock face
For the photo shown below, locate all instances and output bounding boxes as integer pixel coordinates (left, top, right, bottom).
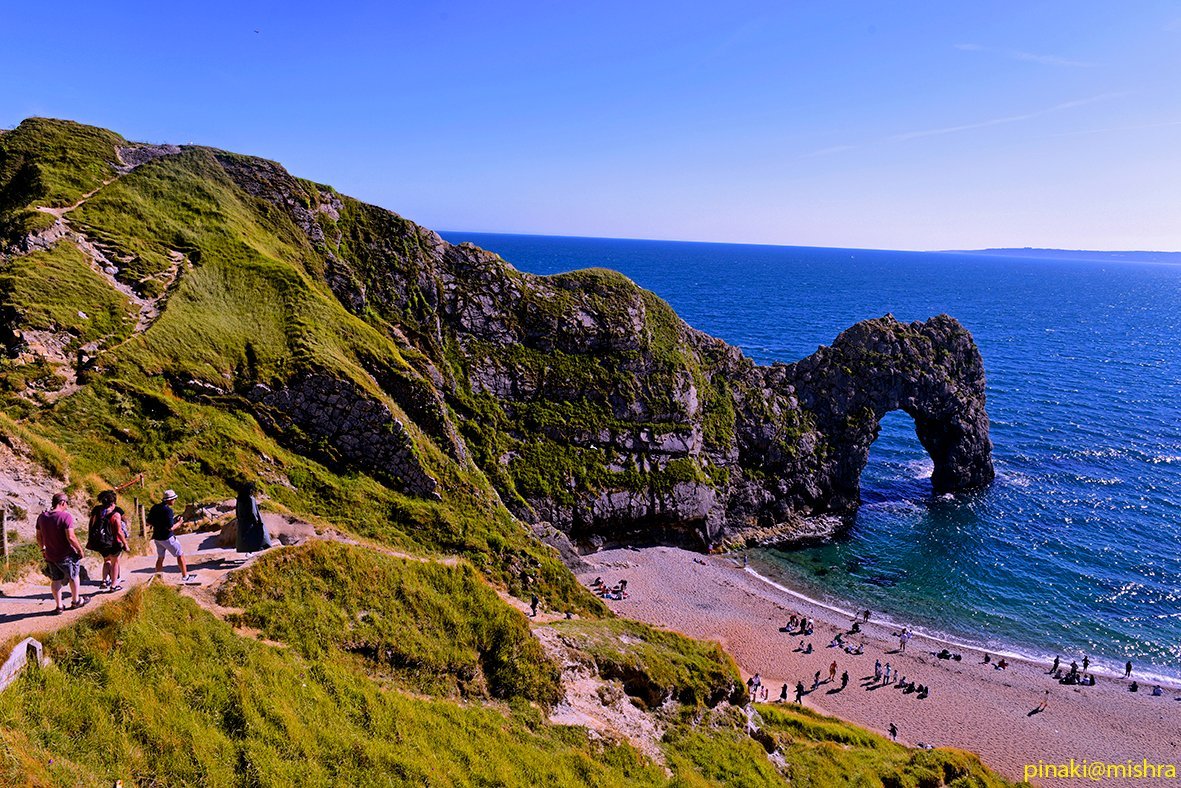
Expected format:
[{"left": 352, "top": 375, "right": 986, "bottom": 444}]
[
  {"left": 246, "top": 373, "right": 441, "bottom": 500},
  {"left": 1, "top": 121, "right": 994, "bottom": 553},
  {"left": 754, "top": 315, "right": 994, "bottom": 517},
  {"left": 209, "top": 153, "right": 995, "bottom": 551}
]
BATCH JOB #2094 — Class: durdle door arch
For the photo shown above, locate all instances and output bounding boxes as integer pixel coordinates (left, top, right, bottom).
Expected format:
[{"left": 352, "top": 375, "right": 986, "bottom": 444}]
[{"left": 779, "top": 314, "right": 996, "bottom": 515}]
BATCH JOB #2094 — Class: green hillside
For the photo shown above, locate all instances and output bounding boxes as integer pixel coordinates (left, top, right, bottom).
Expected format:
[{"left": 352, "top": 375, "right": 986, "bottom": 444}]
[{"left": 0, "top": 118, "right": 1013, "bottom": 787}]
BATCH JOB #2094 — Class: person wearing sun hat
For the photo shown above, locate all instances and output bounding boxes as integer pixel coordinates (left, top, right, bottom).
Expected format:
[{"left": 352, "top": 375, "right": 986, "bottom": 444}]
[{"left": 147, "top": 489, "right": 196, "bottom": 583}]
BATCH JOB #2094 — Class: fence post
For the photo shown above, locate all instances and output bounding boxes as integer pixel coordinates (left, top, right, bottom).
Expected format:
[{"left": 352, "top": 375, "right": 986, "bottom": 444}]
[{"left": 135, "top": 497, "right": 145, "bottom": 540}]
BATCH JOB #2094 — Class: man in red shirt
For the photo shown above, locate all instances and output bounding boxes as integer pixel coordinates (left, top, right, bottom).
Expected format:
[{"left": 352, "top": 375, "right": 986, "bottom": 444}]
[{"left": 35, "top": 492, "right": 88, "bottom": 613}]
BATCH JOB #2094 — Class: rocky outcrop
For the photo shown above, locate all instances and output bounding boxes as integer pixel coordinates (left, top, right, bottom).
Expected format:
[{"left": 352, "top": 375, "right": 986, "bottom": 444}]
[
  {"left": 246, "top": 373, "right": 440, "bottom": 500},
  {"left": 3, "top": 121, "right": 993, "bottom": 551},
  {"left": 246, "top": 177, "right": 996, "bottom": 551}
]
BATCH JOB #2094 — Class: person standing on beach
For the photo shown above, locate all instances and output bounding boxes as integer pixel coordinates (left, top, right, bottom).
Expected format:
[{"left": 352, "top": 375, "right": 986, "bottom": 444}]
[
  {"left": 1036, "top": 689, "right": 1049, "bottom": 713},
  {"left": 829, "top": 661, "right": 837, "bottom": 682},
  {"left": 1124, "top": 660, "right": 1133, "bottom": 678},
  {"left": 1050, "top": 656, "right": 1060, "bottom": 674},
  {"left": 779, "top": 683, "right": 788, "bottom": 702},
  {"left": 795, "top": 681, "right": 805, "bottom": 704},
  {"left": 888, "top": 723, "right": 897, "bottom": 741},
  {"left": 874, "top": 659, "right": 882, "bottom": 681},
  {"left": 1082, "top": 655, "right": 1089, "bottom": 672},
  {"left": 35, "top": 493, "right": 87, "bottom": 613},
  {"left": 812, "top": 670, "right": 821, "bottom": 690},
  {"left": 840, "top": 670, "right": 849, "bottom": 690}
]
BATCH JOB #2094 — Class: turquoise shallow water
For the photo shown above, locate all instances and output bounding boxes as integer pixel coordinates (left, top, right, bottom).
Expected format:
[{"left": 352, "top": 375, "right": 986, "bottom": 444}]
[{"left": 442, "top": 232, "right": 1181, "bottom": 681}]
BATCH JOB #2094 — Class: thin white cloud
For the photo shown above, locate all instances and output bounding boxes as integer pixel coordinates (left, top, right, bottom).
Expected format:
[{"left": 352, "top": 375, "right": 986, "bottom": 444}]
[
  {"left": 890, "top": 93, "right": 1125, "bottom": 142},
  {"left": 800, "top": 93, "right": 1128, "bottom": 160},
  {"left": 1046, "top": 119, "right": 1181, "bottom": 138},
  {"left": 955, "top": 42, "right": 1093, "bottom": 68},
  {"left": 801, "top": 144, "right": 858, "bottom": 159}
]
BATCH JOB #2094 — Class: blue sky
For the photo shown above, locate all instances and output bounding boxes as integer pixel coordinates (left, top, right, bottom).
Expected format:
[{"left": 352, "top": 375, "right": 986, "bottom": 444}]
[{"left": 3, "top": 1, "right": 1180, "bottom": 250}]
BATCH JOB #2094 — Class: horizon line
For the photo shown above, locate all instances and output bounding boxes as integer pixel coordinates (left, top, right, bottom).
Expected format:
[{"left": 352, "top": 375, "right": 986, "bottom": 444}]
[{"left": 436, "top": 229, "right": 1181, "bottom": 258}]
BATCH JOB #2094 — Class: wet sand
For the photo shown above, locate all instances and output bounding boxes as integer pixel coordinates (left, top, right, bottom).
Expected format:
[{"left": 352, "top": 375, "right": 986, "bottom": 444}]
[{"left": 580, "top": 546, "right": 1180, "bottom": 785}]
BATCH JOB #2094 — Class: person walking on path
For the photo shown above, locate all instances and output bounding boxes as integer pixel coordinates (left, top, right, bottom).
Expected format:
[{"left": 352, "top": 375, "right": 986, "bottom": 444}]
[
  {"left": 35, "top": 493, "right": 87, "bottom": 613},
  {"left": 888, "top": 723, "right": 898, "bottom": 741},
  {"left": 235, "top": 481, "right": 273, "bottom": 555},
  {"left": 1124, "top": 660, "right": 1133, "bottom": 678},
  {"left": 87, "top": 490, "right": 129, "bottom": 591},
  {"left": 530, "top": 594, "right": 539, "bottom": 617},
  {"left": 148, "top": 490, "right": 196, "bottom": 583}
]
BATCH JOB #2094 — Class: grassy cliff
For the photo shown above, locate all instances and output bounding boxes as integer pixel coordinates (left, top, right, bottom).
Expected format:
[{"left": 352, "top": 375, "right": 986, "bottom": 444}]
[{"left": 0, "top": 118, "right": 1011, "bottom": 786}]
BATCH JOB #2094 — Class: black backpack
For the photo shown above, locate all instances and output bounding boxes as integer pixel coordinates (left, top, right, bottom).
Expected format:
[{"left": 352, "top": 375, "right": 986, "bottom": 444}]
[{"left": 86, "top": 507, "right": 116, "bottom": 552}]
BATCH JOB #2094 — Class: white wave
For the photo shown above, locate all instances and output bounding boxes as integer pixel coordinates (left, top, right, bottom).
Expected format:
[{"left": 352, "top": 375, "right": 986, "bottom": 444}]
[
  {"left": 863, "top": 499, "right": 922, "bottom": 514},
  {"left": 904, "top": 458, "right": 934, "bottom": 479},
  {"left": 999, "top": 470, "right": 1032, "bottom": 488}
]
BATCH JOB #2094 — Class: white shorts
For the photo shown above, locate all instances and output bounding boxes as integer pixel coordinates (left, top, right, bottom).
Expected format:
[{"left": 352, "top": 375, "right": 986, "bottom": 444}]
[{"left": 154, "top": 536, "right": 184, "bottom": 559}]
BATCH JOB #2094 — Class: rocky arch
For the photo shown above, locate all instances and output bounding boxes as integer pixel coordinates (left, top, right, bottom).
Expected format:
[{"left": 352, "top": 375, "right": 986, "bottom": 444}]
[{"left": 783, "top": 314, "right": 995, "bottom": 514}]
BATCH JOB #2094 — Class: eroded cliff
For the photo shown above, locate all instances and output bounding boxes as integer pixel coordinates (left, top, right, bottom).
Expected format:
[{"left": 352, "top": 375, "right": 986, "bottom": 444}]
[{"left": 0, "top": 118, "right": 994, "bottom": 554}]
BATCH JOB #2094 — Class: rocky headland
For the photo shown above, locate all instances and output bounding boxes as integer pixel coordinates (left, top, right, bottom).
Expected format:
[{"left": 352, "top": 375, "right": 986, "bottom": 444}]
[{"left": 1, "top": 118, "right": 994, "bottom": 556}]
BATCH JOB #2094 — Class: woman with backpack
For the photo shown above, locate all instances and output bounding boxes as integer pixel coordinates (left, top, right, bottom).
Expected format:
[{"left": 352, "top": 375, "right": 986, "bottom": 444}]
[{"left": 88, "top": 490, "right": 130, "bottom": 591}]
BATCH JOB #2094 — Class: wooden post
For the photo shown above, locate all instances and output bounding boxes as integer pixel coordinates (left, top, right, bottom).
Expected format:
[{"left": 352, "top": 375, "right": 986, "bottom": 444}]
[
  {"left": 1, "top": 508, "right": 8, "bottom": 563},
  {"left": 135, "top": 497, "right": 145, "bottom": 540}
]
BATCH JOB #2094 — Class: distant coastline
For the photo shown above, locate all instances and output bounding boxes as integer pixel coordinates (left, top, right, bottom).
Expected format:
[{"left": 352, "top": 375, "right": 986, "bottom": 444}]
[{"left": 943, "top": 247, "right": 1181, "bottom": 265}]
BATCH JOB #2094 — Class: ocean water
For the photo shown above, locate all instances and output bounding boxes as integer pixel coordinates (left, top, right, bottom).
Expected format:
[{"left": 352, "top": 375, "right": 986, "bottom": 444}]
[{"left": 441, "top": 232, "right": 1181, "bottom": 681}]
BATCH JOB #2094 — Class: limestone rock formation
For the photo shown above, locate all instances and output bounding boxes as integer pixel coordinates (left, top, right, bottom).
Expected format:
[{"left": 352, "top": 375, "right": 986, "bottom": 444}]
[{"left": 0, "top": 119, "right": 994, "bottom": 554}]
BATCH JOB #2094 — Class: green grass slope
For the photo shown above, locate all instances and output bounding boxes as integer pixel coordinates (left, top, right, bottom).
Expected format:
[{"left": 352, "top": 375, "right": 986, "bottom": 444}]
[
  {"left": 218, "top": 541, "right": 562, "bottom": 705},
  {"left": 0, "top": 585, "right": 663, "bottom": 788},
  {"left": 0, "top": 118, "right": 1016, "bottom": 787}
]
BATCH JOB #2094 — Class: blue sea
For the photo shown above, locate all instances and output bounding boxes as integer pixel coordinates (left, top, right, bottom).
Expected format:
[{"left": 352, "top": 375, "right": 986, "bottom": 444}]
[{"left": 441, "top": 232, "right": 1181, "bottom": 682}]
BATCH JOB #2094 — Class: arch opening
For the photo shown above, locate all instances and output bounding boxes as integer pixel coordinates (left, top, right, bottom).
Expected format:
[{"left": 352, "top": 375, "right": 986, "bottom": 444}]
[{"left": 859, "top": 409, "right": 934, "bottom": 506}]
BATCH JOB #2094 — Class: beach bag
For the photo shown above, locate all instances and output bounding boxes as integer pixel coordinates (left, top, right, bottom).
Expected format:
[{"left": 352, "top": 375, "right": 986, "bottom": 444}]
[{"left": 86, "top": 509, "right": 116, "bottom": 552}]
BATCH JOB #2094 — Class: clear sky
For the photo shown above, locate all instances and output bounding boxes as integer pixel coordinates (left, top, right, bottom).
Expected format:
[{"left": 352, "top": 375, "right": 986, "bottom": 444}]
[{"left": 3, "top": 1, "right": 1180, "bottom": 250}]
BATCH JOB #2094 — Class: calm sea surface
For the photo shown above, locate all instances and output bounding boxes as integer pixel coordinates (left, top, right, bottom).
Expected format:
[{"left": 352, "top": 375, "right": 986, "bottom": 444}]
[{"left": 442, "top": 232, "right": 1181, "bottom": 681}]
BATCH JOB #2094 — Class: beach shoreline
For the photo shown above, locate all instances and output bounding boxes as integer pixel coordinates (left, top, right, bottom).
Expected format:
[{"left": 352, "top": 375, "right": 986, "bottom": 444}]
[
  {"left": 742, "top": 560, "right": 1181, "bottom": 690},
  {"left": 579, "top": 546, "right": 1180, "bottom": 785}
]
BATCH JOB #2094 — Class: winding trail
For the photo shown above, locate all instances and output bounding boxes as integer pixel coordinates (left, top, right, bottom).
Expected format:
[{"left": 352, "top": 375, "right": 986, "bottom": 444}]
[
  {"left": 0, "top": 520, "right": 468, "bottom": 649},
  {"left": 0, "top": 531, "right": 257, "bottom": 645}
]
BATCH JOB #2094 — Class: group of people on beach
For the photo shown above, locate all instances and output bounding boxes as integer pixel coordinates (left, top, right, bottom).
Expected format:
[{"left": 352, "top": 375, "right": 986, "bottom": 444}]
[
  {"left": 34, "top": 482, "right": 273, "bottom": 614},
  {"left": 768, "top": 607, "right": 933, "bottom": 712},
  {"left": 1043, "top": 654, "right": 1165, "bottom": 696},
  {"left": 589, "top": 577, "right": 629, "bottom": 600},
  {"left": 871, "top": 658, "right": 929, "bottom": 698}
]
